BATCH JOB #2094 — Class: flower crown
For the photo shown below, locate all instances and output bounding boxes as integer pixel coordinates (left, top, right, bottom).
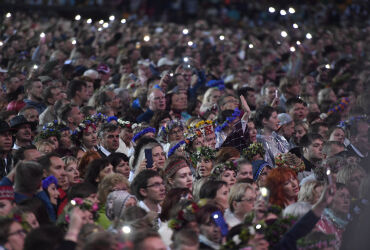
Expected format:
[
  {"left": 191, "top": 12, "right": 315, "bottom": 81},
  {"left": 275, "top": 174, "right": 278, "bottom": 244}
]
[
  {"left": 9, "top": 213, "right": 32, "bottom": 232},
  {"left": 211, "top": 161, "right": 238, "bottom": 179},
  {"left": 42, "top": 120, "right": 69, "bottom": 131},
  {"left": 215, "top": 108, "right": 241, "bottom": 133},
  {"left": 132, "top": 127, "right": 156, "bottom": 142},
  {"left": 242, "top": 143, "right": 266, "bottom": 161},
  {"left": 168, "top": 202, "right": 199, "bottom": 230},
  {"left": 275, "top": 152, "right": 305, "bottom": 173},
  {"left": 337, "top": 114, "right": 369, "bottom": 129},
  {"left": 59, "top": 197, "right": 99, "bottom": 226},
  {"left": 117, "top": 119, "right": 136, "bottom": 129},
  {"left": 86, "top": 113, "right": 108, "bottom": 124},
  {"left": 184, "top": 128, "right": 202, "bottom": 144},
  {"left": 168, "top": 140, "right": 186, "bottom": 158},
  {"left": 107, "top": 116, "right": 118, "bottom": 123},
  {"left": 159, "top": 120, "right": 184, "bottom": 141},
  {"left": 296, "top": 232, "right": 336, "bottom": 250},
  {"left": 192, "top": 120, "right": 214, "bottom": 136},
  {"left": 191, "top": 146, "right": 216, "bottom": 165},
  {"left": 71, "top": 119, "right": 97, "bottom": 137},
  {"left": 36, "top": 128, "right": 61, "bottom": 141}
]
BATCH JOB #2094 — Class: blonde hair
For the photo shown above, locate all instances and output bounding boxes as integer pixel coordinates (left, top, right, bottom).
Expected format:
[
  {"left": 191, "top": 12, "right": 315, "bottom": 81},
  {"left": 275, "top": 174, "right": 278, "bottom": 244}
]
[
  {"left": 62, "top": 156, "right": 78, "bottom": 167},
  {"left": 298, "top": 180, "right": 324, "bottom": 204},
  {"left": 35, "top": 141, "right": 54, "bottom": 154},
  {"left": 97, "top": 173, "right": 129, "bottom": 204},
  {"left": 228, "top": 183, "right": 253, "bottom": 212},
  {"left": 336, "top": 164, "right": 366, "bottom": 186}
]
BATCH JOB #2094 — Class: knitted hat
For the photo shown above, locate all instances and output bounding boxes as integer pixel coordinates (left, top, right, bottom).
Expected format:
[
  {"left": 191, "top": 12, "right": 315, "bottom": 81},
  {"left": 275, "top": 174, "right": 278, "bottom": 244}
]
[
  {"left": 42, "top": 176, "right": 58, "bottom": 189},
  {"left": 275, "top": 152, "right": 306, "bottom": 173},
  {"left": 252, "top": 160, "right": 271, "bottom": 182},
  {"left": 105, "top": 190, "right": 137, "bottom": 220},
  {"left": 164, "top": 159, "right": 189, "bottom": 179},
  {"left": 0, "top": 186, "right": 15, "bottom": 200}
]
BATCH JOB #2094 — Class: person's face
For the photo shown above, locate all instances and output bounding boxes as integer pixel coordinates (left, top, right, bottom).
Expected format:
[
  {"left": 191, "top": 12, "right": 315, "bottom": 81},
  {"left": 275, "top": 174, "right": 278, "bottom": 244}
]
[
  {"left": 97, "top": 164, "right": 114, "bottom": 183},
  {"left": 86, "top": 81, "right": 94, "bottom": 99},
  {"left": 205, "top": 132, "right": 216, "bottom": 149},
  {"left": 82, "top": 126, "right": 98, "bottom": 149},
  {"left": 16, "top": 124, "right": 32, "bottom": 142},
  {"left": 248, "top": 122, "right": 257, "bottom": 142},
  {"left": 222, "top": 96, "right": 239, "bottom": 111},
  {"left": 115, "top": 159, "right": 130, "bottom": 179},
  {"left": 246, "top": 91, "right": 256, "bottom": 107},
  {"left": 209, "top": 90, "right": 221, "bottom": 104},
  {"left": 30, "top": 81, "right": 43, "bottom": 99},
  {"left": 23, "top": 149, "right": 42, "bottom": 161},
  {"left": 65, "top": 162, "right": 80, "bottom": 185},
  {"left": 168, "top": 127, "right": 184, "bottom": 142},
  {"left": 150, "top": 90, "right": 166, "bottom": 111},
  {"left": 313, "top": 185, "right": 324, "bottom": 204},
  {"left": 266, "top": 86, "right": 277, "bottom": 102},
  {"left": 47, "top": 183, "right": 60, "bottom": 205},
  {"left": 263, "top": 111, "right": 279, "bottom": 131},
  {"left": 81, "top": 210, "right": 94, "bottom": 224},
  {"left": 294, "top": 125, "right": 306, "bottom": 143},
  {"left": 282, "top": 175, "right": 299, "bottom": 199},
  {"left": 171, "top": 93, "right": 187, "bottom": 111},
  {"left": 332, "top": 188, "right": 351, "bottom": 215},
  {"left": 140, "top": 237, "right": 167, "bottom": 250},
  {"left": 257, "top": 167, "right": 270, "bottom": 187},
  {"left": 172, "top": 166, "right": 193, "bottom": 190},
  {"left": 60, "top": 130, "right": 72, "bottom": 149},
  {"left": 306, "top": 139, "right": 324, "bottom": 161},
  {"left": 290, "top": 103, "right": 306, "bottom": 121},
  {"left": 318, "top": 126, "right": 329, "bottom": 140},
  {"left": 348, "top": 170, "right": 365, "bottom": 198},
  {"left": 125, "top": 197, "right": 137, "bottom": 208},
  {"left": 50, "top": 88, "right": 62, "bottom": 104},
  {"left": 69, "top": 106, "right": 84, "bottom": 125},
  {"left": 48, "top": 156, "right": 67, "bottom": 187},
  {"left": 6, "top": 222, "right": 26, "bottom": 250},
  {"left": 234, "top": 188, "right": 256, "bottom": 215},
  {"left": 23, "top": 109, "right": 39, "bottom": 123},
  {"left": 193, "top": 137, "right": 204, "bottom": 150},
  {"left": 142, "top": 176, "right": 166, "bottom": 203},
  {"left": 152, "top": 146, "right": 166, "bottom": 169},
  {"left": 215, "top": 185, "right": 229, "bottom": 210},
  {"left": 288, "top": 83, "right": 300, "bottom": 96},
  {"left": 120, "top": 127, "right": 134, "bottom": 144},
  {"left": 221, "top": 170, "right": 237, "bottom": 187},
  {"left": 237, "top": 163, "right": 253, "bottom": 181},
  {"left": 77, "top": 85, "right": 89, "bottom": 102},
  {"left": 200, "top": 219, "right": 222, "bottom": 244},
  {"left": 197, "top": 158, "right": 213, "bottom": 177},
  {"left": 0, "top": 199, "right": 14, "bottom": 216},
  {"left": 25, "top": 212, "right": 39, "bottom": 229},
  {"left": 281, "top": 121, "right": 295, "bottom": 139},
  {"left": 102, "top": 129, "right": 120, "bottom": 152},
  {"left": 329, "top": 128, "right": 345, "bottom": 144}
]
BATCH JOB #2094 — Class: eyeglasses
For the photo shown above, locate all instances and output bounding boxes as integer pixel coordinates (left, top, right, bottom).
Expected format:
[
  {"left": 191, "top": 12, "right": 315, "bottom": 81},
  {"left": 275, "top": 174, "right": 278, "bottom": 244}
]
[
  {"left": 146, "top": 182, "right": 165, "bottom": 189},
  {"left": 8, "top": 229, "right": 26, "bottom": 237},
  {"left": 237, "top": 197, "right": 256, "bottom": 203}
]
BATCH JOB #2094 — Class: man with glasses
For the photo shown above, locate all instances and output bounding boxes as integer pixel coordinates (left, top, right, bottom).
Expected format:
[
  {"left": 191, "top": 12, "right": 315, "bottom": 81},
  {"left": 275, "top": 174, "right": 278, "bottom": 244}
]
[{"left": 137, "top": 88, "right": 166, "bottom": 123}]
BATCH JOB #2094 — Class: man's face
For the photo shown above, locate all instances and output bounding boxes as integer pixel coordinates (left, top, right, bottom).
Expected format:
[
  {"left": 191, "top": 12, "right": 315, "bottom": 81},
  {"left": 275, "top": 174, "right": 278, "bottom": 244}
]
[
  {"left": 50, "top": 88, "right": 62, "bottom": 103},
  {"left": 353, "top": 121, "right": 369, "bottom": 153},
  {"left": 318, "top": 126, "right": 329, "bottom": 140},
  {"left": 30, "top": 81, "right": 43, "bottom": 100},
  {"left": 150, "top": 90, "right": 166, "bottom": 111},
  {"left": 69, "top": 107, "right": 84, "bottom": 125},
  {"left": 102, "top": 129, "right": 120, "bottom": 152},
  {"left": 48, "top": 156, "right": 67, "bottom": 187},
  {"left": 236, "top": 163, "right": 253, "bottom": 181},
  {"left": 141, "top": 176, "right": 166, "bottom": 203},
  {"left": 140, "top": 237, "right": 167, "bottom": 250},
  {"left": 306, "top": 139, "right": 324, "bottom": 161},
  {"left": 77, "top": 86, "right": 89, "bottom": 102},
  {"left": 290, "top": 103, "right": 306, "bottom": 121},
  {"left": 23, "top": 149, "right": 42, "bottom": 161},
  {"left": 106, "top": 91, "right": 121, "bottom": 110},
  {"left": 281, "top": 121, "right": 295, "bottom": 139},
  {"left": 86, "top": 81, "right": 94, "bottom": 99},
  {"left": 16, "top": 124, "right": 32, "bottom": 142},
  {"left": 23, "top": 109, "right": 39, "bottom": 124},
  {"left": 246, "top": 91, "right": 256, "bottom": 107},
  {"left": 0, "top": 131, "right": 13, "bottom": 152}
]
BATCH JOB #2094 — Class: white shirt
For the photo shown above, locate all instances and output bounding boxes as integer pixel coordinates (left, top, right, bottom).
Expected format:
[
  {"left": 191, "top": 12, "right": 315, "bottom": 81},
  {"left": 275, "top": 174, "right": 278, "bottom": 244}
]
[
  {"left": 138, "top": 200, "right": 162, "bottom": 228},
  {"left": 99, "top": 145, "right": 111, "bottom": 157},
  {"left": 224, "top": 208, "right": 242, "bottom": 228},
  {"left": 116, "top": 138, "right": 134, "bottom": 157}
]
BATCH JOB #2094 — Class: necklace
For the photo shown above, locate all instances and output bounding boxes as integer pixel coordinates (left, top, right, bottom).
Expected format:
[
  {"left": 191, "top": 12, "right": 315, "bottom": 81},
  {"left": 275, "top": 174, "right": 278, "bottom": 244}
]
[{"left": 323, "top": 208, "right": 348, "bottom": 229}]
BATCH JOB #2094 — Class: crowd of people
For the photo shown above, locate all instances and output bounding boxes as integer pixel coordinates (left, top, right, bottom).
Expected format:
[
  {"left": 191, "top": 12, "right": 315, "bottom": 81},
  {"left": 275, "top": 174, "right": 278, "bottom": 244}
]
[{"left": 0, "top": 1, "right": 369, "bottom": 250}]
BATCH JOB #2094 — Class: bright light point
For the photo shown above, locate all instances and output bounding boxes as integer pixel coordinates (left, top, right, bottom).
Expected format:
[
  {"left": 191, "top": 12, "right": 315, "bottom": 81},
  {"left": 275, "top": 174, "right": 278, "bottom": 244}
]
[
  {"left": 280, "top": 9, "right": 287, "bottom": 16},
  {"left": 268, "top": 7, "right": 275, "bottom": 13},
  {"left": 213, "top": 214, "right": 219, "bottom": 219},
  {"left": 40, "top": 32, "right": 45, "bottom": 38},
  {"left": 121, "top": 19, "right": 126, "bottom": 24},
  {"left": 33, "top": 64, "right": 38, "bottom": 70},
  {"left": 219, "top": 35, "right": 225, "bottom": 41},
  {"left": 143, "top": 35, "right": 150, "bottom": 42},
  {"left": 70, "top": 200, "right": 76, "bottom": 206},
  {"left": 281, "top": 31, "right": 288, "bottom": 37},
  {"left": 6, "top": 13, "right": 11, "bottom": 18},
  {"left": 0, "top": 41, "right": 3, "bottom": 47},
  {"left": 326, "top": 169, "right": 331, "bottom": 175},
  {"left": 188, "top": 41, "right": 193, "bottom": 46},
  {"left": 182, "top": 28, "right": 189, "bottom": 35},
  {"left": 289, "top": 7, "right": 295, "bottom": 14},
  {"left": 296, "top": 41, "right": 301, "bottom": 45},
  {"left": 98, "top": 27, "right": 102, "bottom": 32},
  {"left": 293, "top": 23, "right": 298, "bottom": 29},
  {"left": 256, "top": 224, "right": 262, "bottom": 230},
  {"left": 325, "top": 64, "right": 331, "bottom": 69},
  {"left": 75, "top": 15, "right": 81, "bottom": 21},
  {"left": 183, "top": 57, "right": 189, "bottom": 63},
  {"left": 290, "top": 46, "right": 296, "bottom": 52},
  {"left": 122, "top": 226, "right": 131, "bottom": 234},
  {"left": 260, "top": 187, "right": 268, "bottom": 197},
  {"left": 170, "top": 73, "right": 174, "bottom": 77},
  {"left": 249, "top": 44, "right": 254, "bottom": 49},
  {"left": 72, "top": 39, "right": 77, "bottom": 45},
  {"left": 306, "top": 33, "right": 312, "bottom": 39},
  {"left": 109, "top": 15, "right": 115, "bottom": 21},
  {"left": 187, "top": 64, "right": 191, "bottom": 68},
  {"left": 103, "top": 22, "right": 109, "bottom": 28},
  {"left": 87, "top": 18, "right": 92, "bottom": 24},
  {"left": 99, "top": 20, "right": 104, "bottom": 24}
]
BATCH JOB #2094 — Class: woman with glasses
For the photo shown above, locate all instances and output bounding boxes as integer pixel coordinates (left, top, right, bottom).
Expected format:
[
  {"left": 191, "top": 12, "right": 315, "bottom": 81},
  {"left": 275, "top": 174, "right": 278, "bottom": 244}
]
[{"left": 0, "top": 218, "right": 26, "bottom": 250}]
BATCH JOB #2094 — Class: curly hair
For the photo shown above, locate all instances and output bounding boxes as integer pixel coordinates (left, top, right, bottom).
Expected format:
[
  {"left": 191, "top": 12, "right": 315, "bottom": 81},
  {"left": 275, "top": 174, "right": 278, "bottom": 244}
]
[{"left": 266, "top": 168, "right": 298, "bottom": 208}]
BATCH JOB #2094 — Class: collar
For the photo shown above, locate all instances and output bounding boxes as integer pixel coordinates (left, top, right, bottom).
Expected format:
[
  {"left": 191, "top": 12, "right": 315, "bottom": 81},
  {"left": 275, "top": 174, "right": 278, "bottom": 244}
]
[
  {"left": 99, "top": 145, "right": 111, "bottom": 157},
  {"left": 199, "top": 234, "right": 220, "bottom": 249},
  {"left": 138, "top": 200, "right": 161, "bottom": 213}
]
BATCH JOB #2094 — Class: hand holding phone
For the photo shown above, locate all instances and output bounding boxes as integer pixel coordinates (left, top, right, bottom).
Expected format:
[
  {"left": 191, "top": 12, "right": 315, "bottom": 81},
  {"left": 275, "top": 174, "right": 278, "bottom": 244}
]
[
  {"left": 144, "top": 149, "right": 153, "bottom": 169},
  {"left": 211, "top": 211, "right": 228, "bottom": 237}
]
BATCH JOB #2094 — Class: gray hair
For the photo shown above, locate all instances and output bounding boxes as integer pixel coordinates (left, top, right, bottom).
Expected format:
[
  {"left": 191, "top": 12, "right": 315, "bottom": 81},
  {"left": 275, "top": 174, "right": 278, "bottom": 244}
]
[{"left": 283, "top": 201, "right": 311, "bottom": 219}]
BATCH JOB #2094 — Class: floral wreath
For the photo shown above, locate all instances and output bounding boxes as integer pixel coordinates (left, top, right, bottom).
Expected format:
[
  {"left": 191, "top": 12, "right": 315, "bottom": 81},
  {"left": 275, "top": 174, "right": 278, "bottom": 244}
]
[
  {"left": 159, "top": 120, "right": 184, "bottom": 141},
  {"left": 168, "top": 202, "right": 199, "bottom": 231},
  {"left": 107, "top": 116, "right": 118, "bottom": 123},
  {"left": 210, "top": 161, "right": 238, "bottom": 179},
  {"left": 168, "top": 140, "right": 186, "bottom": 158},
  {"left": 117, "top": 119, "right": 136, "bottom": 129},
  {"left": 8, "top": 213, "right": 32, "bottom": 232},
  {"left": 58, "top": 197, "right": 99, "bottom": 227},
  {"left": 184, "top": 128, "right": 203, "bottom": 152},
  {"left": 42, "top": 120, "right": 69, "bottom": 131},
  {"left": 215, "top": 108, "right": 241, "bottom": 133},
  {"left": 86, "top": 113, "right": 108, "bottom": 124},
  {"left": 36, "top": 128, "right": 61, "bottom": 141},
  {"left": 190, "top": 146, "right": 216, "bottom": 165},
  {"left": 337, "top": 114, "right": 369, "bottom": 129},
  {"left": 296, "top": 231, "right": 336, "bottom": 250},
  {"left": 192, "top": 120, "right": 215, "bottom": 136},
  {"left": 242, "top": 143, "right": 266, "bottom": 161},
  {"left": 275, "top": 152, "right": 305, "bottom": 173},
  {"left": 132, "top": 127, "right": 156, "bottom": 142}
]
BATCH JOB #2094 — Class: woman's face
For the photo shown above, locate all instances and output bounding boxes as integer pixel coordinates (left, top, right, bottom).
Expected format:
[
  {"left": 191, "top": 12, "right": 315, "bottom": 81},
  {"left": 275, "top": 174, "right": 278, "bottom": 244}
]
[
  {"left": 152, "top": 146, "right": 166, "bottom": 169},
  {"left": 60, "top": 130, "right": 72, "bottom": 148},
  {"left": 221, "top": 170, "right": 237, "bottom": 187},
  {"left": 294, "top": 125, "right": 307, "bottom": 143},
  {"left": 83, "top": 126, "right": 98, "bottom": 149},
  {"left": 25, "top": 212, "right": 39, "bottom": 229},
  {"left": 257, "top": 167, "right": 270, "bottom": 187},
  {"left": 282, "top": 175, "right": 299, "bottom": 200},
  {"left": 329, "top": 128, "right": 345, "bottom": 144},
  {"left": 234, "top": 188, "right": 256, "bottom": 215},
  {"left": 97, "top": 164, "right": 114, "bottom": 183},
  {"left": 215, "top": 185, "right": 229, "bottom": 210},
  {"left": 0, "top": 199, "right": 14, "bottom": 216},
  {"left": 192, "top": 137, "right": 204, "bottom": 150},
  {"left": 197, "top": 158, "right": 213, "bottom": 178},
  {"left": 168, "top": 126, "right": 184, "bottom": 142},
  {"left": 263, "top": 111, "right": 279, "bottom": 131},
  {"left": 48, "top": 136, "right": 59, "bottom": 149},
  {"left": 65, "top": 163, "right": 80, "bottom": 184},
  {"left": 332, "top": 188, "right": 351, "bottom": 215},
  {"left": 248, "top": 122, "right": 257, "bottom": 142},
  {"left": 199, "top": 218, "right": 222, "bottom": 244},
  {"left": 80, "top": 210, "right": 94, "bottom": 224},
  {"left": 172, "top": 166, "right": 193, "bottom": 190},
  {"left": 209, "top": 90, "right": 221, "bottom": 104},
  {"left": 115, "top": 160, "right": 130, "bottom": 179},
  {"left": 6, "top": 222, "right": 26, "bottom": 250},
  {"left": 47, "top": 183, "right": 60, "bottom": 205},
  {"left": 313, "top": 185, "right": 324, "bottom": 204}
]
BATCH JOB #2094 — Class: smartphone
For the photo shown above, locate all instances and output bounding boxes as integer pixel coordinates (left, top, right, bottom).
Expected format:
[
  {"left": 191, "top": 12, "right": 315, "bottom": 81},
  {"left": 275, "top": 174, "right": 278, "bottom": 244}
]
[
  {"left": 211, "top": 211, "right": 228, "bottom": 236},
  {"left": 275, "top": 89, "right": 279, "bottom": 98},
  {"left": 144, "top": 149, "right": 153, "bottom": 169}
]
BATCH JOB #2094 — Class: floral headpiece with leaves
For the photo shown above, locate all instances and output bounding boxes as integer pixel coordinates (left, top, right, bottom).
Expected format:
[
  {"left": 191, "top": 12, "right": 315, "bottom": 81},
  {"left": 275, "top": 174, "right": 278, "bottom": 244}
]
[
  {"left": 117, "top": 119, "right": 136, "bottom": 129},
  {"left": 86, "top": 113, "right": 108, "bottom": 124},
  {"left": 168, "top": 202, "right": 199, "bottom": 231},
  {"left": 72, "top": 119, "right": 97, "bottom": 136},
  {"left": 168, "top": 140, "right": 186, "bottom": 158},
  {"left": 210, "top": 161, "right": 238, "bottom": 179},
  {"left": 242, "top": 143, "right": 266, "bottom": 161},
  {"left": 43, "top": 120, "right": 69, "bottom": 131},
  {"left": 132, "top": 127, "right": 156, "bottom": 142},
  {"left": 57, "top": 197, "right": 99, "bottom": 227},
  {"left": 215, "top": 108, "right": 241, "bottom": 133},
  {"left": 36, "top": 128, "right": 61, "bottom": 141},
  {"left": 191, "top": 146, "right": 216, "bottom": 165},
  {"left": 191, "top": 120, "right": 215, "bottom": 136},
  {"left": 159, "top": 120, "right": 184, "bottom": 142},
  {"left": 275, "top": 152, "right": 305, "bottom": 173},
  {"left": 297, "top": 231, "right": 336, "bottom": 250},
  {"left": 8, "top": 213, "right": 32, "bottom": 232}
]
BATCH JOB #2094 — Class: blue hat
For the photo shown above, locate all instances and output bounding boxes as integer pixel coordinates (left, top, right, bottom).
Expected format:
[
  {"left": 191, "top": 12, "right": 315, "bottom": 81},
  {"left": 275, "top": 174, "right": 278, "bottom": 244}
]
[{"left": 252, "top": 160, "right": 271, "bottom": 182}]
